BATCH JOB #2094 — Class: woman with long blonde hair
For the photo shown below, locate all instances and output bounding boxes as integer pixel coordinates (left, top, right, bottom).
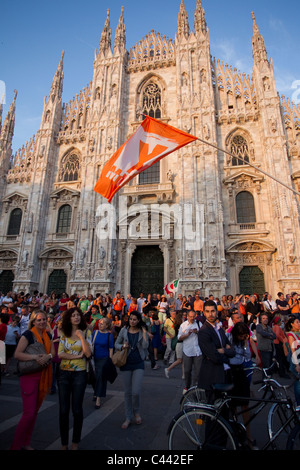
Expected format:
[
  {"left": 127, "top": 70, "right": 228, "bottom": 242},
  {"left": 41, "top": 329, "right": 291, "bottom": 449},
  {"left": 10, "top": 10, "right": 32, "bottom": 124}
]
[{"left": 11, "top": 309, "right": 55, "bottom": 450}]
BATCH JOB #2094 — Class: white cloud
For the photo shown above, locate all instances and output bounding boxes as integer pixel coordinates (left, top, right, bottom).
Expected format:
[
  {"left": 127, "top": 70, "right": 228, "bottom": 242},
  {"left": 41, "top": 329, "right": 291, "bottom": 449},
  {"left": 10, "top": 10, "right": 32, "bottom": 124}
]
[{"left": 211, "top": 38, "right": 252, "bottom": 76}]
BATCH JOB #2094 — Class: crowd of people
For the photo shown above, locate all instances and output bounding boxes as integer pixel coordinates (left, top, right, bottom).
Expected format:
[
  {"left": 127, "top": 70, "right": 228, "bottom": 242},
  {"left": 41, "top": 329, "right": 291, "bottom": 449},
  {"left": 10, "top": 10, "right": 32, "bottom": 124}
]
[{"left": 0, "top": 287, "right": 300, "bottom": 450}]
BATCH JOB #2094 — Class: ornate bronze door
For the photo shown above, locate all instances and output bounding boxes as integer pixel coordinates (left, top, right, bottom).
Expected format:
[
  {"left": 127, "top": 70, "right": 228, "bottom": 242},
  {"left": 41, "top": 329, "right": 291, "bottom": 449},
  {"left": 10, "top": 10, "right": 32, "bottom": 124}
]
[
  {"left": 0, "top": 270, "right": 14, "bottom": 294},
  {"left": 47, "top": 269, "right": 67, "bottom": 296},
  {"left": 130, "top": 246, "right": 164, "bottom": 297},
  {"left": 239, "top": 266, "right": 265, "bottom": 297}
]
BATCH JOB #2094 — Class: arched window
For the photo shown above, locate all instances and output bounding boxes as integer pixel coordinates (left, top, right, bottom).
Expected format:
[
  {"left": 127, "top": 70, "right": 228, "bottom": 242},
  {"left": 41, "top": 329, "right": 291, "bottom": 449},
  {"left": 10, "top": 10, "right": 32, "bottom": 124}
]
[
  {"left": 58, "top": 153, "right": 80, "bottom": 182},
  {"left": 230, "top": 135, "right": 250, "bottom": 166},
  {"left": 7, "top": 208, "right": 22, "bottom": 236},
  {"left": 236, "top": 191, "right": 256, "bottom": 224},
  {"left": 141, "top": 82, "right": 161, "bottom": 119},
  {"left": 56, "top": 205, "right": 72, "bottom": 233},
  {"left": 138, "top": 81, "right": 162, "bottom": 184}
]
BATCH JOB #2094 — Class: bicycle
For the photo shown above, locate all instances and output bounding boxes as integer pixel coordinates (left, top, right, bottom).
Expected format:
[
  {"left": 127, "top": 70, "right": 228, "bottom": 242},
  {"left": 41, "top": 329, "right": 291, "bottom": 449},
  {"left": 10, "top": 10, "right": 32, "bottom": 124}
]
[
  {"left": 179, "top": 362, "right": 295, "bottom": 446},
  {"left": 168, "top": 365, "right": 300, "bottom": 450}
]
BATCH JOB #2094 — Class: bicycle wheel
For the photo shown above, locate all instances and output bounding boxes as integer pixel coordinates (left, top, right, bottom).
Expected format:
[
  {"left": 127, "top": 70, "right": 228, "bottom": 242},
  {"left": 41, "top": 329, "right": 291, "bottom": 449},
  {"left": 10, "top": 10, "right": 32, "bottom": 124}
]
[
  {"left": 286, "top": 423, "right": 300, "bottom": 450},
  {"left": 268, "top": 402, "right": 296, "bottom": 448},
  {"left": 180, "top": 387, "right": 207, "bottom": 411},
  {"left": 168, "top": 407, "right": 238, "bottom": 450}
]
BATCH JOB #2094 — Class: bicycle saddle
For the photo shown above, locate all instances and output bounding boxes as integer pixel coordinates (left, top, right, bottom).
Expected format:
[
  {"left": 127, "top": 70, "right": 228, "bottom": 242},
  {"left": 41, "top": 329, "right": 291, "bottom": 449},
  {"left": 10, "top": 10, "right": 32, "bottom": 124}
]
[{"left": 212, "top": 383, "right": 234, "bottom": 393}]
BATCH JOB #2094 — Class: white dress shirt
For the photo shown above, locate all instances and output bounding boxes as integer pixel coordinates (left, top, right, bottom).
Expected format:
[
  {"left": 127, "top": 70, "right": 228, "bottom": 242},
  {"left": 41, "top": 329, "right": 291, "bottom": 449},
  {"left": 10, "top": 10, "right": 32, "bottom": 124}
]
[{"left": 178, "top": 320, "right": 202, "bottom": 357}]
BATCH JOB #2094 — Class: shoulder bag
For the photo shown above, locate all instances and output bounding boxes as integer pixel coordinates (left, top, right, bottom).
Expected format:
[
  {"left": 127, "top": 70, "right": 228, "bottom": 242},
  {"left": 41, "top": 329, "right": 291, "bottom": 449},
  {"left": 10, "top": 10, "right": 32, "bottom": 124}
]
[
  {"left": 112, "top": 348, "right": 127, "bottom": 368},
  {"left": 17, "top": 335, "right": 50, "bottom": 376}
]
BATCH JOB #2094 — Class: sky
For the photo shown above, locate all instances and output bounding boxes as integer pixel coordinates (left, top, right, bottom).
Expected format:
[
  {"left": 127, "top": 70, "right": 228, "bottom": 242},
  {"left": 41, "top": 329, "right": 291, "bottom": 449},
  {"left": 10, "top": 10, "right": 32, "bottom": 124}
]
[{"left": 1, "top": 0, "right": 300, "bottom": 153}]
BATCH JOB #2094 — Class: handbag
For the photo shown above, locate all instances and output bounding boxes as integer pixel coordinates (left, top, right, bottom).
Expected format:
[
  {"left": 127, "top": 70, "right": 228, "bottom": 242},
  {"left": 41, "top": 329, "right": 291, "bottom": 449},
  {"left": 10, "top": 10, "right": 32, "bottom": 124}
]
[
  {"left": 171, "top": 335, "right": 178, "bottom": 351},
  {"left": 102, "top": 357, "right": 118, "bottom": 384},
  {"left": 17, "top": 336, "right": 50, "bottom": 376},
  {"left": 112, "top": 348, "right": 128, "bottom": 368}
]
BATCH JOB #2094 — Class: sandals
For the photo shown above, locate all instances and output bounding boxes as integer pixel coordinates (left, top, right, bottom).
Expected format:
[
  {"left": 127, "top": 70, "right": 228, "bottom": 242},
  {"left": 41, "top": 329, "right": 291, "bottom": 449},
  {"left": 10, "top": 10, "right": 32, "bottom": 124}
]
[
  {"left": 95, "top": 398, "right": 101, "bottom": 409},
  {"left": 121, "top": 416, "right": 142, "bottom": 428},
  {"left": 134, "top": 414, "right": 142, "bottom": 425},
  {"left": 121, "top": 420, "right": 131, "bottom": 429}
]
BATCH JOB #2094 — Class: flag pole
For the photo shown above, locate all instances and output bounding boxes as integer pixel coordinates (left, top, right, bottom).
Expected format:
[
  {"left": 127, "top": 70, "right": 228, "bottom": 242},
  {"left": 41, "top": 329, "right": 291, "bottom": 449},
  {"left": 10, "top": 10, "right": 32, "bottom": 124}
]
[{"left": 196, "top": 136, "right": 300, "bottom": 198}]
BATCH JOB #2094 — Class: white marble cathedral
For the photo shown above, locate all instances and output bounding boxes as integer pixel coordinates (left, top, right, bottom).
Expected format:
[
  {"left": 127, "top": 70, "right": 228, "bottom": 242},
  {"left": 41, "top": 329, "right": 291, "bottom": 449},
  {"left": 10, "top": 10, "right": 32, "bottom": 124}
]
[{"left": 0, "top": 0, "right": 299, "bottom": 298}]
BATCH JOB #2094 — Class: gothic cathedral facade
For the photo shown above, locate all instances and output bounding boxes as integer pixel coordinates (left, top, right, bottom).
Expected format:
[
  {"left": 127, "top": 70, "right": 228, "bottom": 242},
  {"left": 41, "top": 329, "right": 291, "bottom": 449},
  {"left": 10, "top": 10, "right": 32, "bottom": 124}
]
[{"left": 0, "top": 1, "right": 299, "bottom": 298}]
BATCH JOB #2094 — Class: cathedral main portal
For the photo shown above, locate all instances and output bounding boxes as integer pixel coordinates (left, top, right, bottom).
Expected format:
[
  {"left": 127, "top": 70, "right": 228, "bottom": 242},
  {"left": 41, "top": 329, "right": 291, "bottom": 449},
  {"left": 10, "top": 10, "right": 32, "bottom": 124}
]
[
  {"left": 47, "top": 269, "right": 67, "bottom": 296},
  {"left": 130, "top": 246, "right": 164, "bottom": 297},
  {"left": 239, "top": 266, "right": 265, "bottom": 298}
]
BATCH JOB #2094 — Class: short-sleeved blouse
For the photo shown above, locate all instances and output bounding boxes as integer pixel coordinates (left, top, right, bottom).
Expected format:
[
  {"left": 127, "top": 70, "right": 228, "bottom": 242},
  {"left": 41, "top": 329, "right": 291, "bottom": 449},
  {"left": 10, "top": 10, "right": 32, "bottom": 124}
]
[{"left": 58, "top": 329, "right": 92, "bottom": 372}]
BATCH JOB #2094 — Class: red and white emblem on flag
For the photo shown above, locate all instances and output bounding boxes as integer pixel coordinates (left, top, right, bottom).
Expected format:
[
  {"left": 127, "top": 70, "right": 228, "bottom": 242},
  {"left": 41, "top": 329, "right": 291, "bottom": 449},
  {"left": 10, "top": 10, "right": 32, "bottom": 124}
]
[
  {"left": 164, "top": 279, "right": 180, "bottom": 295},
  {"left": 94, "top": 116, "right": 197, "bottom": 202}
]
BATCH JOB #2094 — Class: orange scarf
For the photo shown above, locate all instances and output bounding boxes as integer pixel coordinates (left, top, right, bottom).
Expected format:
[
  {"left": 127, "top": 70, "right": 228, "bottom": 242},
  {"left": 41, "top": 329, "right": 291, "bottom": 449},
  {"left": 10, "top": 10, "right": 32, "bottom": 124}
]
[{"left": 31, "top": 326, "right": 53, "bottom": 407}]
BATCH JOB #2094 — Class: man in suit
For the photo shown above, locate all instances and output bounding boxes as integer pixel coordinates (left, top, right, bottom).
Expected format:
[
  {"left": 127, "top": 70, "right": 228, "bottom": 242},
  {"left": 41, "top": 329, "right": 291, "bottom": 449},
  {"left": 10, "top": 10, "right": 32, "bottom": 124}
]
[
  {"left": 198, "top": 300, "right": 235, "bottom": 399},
  {"left": 198, "top": 300, "right": 235, "bottom": 448}
]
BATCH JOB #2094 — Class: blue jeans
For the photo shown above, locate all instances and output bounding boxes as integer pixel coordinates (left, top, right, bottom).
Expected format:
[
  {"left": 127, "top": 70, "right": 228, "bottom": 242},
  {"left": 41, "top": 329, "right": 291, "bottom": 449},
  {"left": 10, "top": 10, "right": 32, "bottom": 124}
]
[
  {"left": 57, "top": 369, "right": 87, "bottom": 446},
  {"left": 294, "top": 378, "right": 300, "bottom": 406},
  {"left": 121, "top": 368, "right": 144, "bottom": 421}
]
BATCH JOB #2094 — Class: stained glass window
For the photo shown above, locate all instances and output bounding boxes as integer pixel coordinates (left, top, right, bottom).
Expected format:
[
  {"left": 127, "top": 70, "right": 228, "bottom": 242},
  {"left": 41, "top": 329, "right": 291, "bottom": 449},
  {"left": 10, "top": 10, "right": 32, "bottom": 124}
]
[
  {"left": 142, "top": 83, "right": 161, "bottom": 119},
  {"left": 58, "top": 154, "right": 80, "bottom": 182},
  {"left": 139, "top": 83, "right": 161, "bottom": 184},
  {"left": 230, "top": 135, "right": 250, "bottom": 166}
]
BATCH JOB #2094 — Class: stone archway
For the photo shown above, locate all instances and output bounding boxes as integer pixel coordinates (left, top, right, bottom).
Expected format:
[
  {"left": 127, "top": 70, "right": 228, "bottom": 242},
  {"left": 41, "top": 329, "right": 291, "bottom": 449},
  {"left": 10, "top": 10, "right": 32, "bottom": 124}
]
[
  {"left": 39, "top": 247, "right": 73, "bottom": 295},
  {"left": 226, "top": 240, "right": 276, "bottom": 295}
]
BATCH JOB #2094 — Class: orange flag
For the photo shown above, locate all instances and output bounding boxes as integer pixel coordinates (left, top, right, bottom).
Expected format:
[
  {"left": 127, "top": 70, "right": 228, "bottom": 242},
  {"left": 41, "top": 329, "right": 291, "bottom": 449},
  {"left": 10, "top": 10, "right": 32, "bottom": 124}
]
[{"left": 94, "top": 116, "right": 197, "bottom": 203}]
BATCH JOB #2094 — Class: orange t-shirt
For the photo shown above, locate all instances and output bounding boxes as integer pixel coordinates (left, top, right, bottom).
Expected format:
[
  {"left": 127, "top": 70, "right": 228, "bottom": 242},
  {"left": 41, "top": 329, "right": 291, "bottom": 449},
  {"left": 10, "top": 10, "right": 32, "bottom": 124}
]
[
  {"left": 289, "top": 299, "right": 300, "bottom": 314},
  {"left": 113, "top": 298, "right": 125, "bottom": 311}
]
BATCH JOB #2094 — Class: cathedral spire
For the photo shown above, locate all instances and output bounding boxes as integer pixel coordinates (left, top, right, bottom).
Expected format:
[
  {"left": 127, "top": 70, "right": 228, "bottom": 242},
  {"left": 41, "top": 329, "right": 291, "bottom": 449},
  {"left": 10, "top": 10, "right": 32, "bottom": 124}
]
[
  {"left": 50, "top": 50, "right": 64, "bottom": 101},
  {"left": 0, "top": 94, "right": 4, "bottom": 133},
  {"left": 251, "top": 12, "right": 269, "bottom": 65},
  {"left": 99, "top": 9, "right": 112, "bottom": 55},
  {"left": 194, "top": 0, "right": 207, "bottom": 36},
  {"left": 114, "top": 6, "right": 126, "bottom": 53},
  {"left": 177, "top": 0, "right": 189, "bottom": 39},
  {"left": 0, "top": 89, "right": 17, "bottom": 148}
]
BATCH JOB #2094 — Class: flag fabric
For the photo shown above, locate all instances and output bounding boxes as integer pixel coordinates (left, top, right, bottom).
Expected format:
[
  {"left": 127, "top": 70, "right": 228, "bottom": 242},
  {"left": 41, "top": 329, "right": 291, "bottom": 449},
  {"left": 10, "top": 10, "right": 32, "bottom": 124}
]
[
  {"left": 164, "top": 279, "right": 180, "bottom": 295},
  {"left": 94, "top": 116, "right": 197, "bottom": 203}
]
